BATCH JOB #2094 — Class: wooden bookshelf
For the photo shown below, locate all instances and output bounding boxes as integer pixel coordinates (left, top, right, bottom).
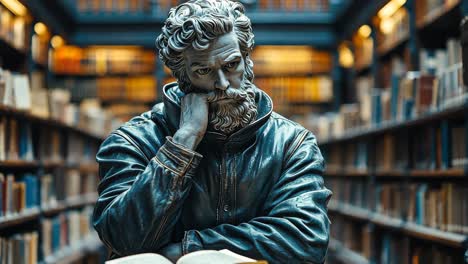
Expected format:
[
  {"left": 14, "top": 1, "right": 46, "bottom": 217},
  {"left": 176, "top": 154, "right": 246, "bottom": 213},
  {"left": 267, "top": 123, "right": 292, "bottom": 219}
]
[
  {"left": 0, "top": 160, "right": 40, "bottom": 168},
  {"left": 66, "top": 163, "right": 99, "bottom": 173},
  {"left": 319, "top": 100, "right": 468, "bottom": 146},
  {"left": 254, "top": 72, "right": 331, "bottom": 78},
  {"left": 42, "top": 203, "right": 67, "bottom": 216},
  {"left": 328, "top": 201, "right": 339, "bottom": 212},
  {"left": 0, "top": 3, "right": 105, "bottom": 263},
  {"left": 371, "top": 213, "right": 404, "bottom": 230},
  {"left": 0, "top": 161, "right": 99, "bottom": 174},
  {"left": 346, "top": 169, "right": 370, "bottom": 177},
  {"left": 340, "top": 204, "right": 372, "bottom": 222},
  {"left": 318, "top": 0, "right": 468, "bottom": 262},
  {"left": 409, "top": 168, "right": 465, "bottom": 178},
  {"left": 328, "top": 202, "right": 468, "bottom": 248},
  {"left": 66, "top": 193, "right": 98, "bottom": 209},
  {"left": 79, "top": 164, "right": 99, "bottom": 173},
  {"left": 42, "top": 193, "right": 97, "bottom": 216},
  {"left": 42, "top": 160, "right": 66, "bottom": 169},
  {"left": 54, "top": 72, "right": 155, "bottom": 78},
  {"left": 324, "top": 169, "right": 369, "bottom": 177},
  {"left": 40, "top": 235, "right": 103, "bottom": 264},
  {"left": 0, "top": 105, "right": 104, "bottom": 141},
  {"left": 101, "top": 98, "right": 157, "bottom": 105},
  {"left": 374, "top": 169, "right": 406, "bottom": 177},
  {"left": 324, "top": 170, "right": 342, "bottom": 176},
  {"left": 403, "top": 222, "right": 467, "bottom": 248},
  {"left": 325, "top": 163, "right": 464, "bottom": 180},
  {"left": 0, "top": 207, "right": 40, "bottom": 229},
  {"left": 328, "top": 238, "right": 370, "bottom": 264},
  {"left": 369, "top": 169, "right": 466, "bottom": 178}
]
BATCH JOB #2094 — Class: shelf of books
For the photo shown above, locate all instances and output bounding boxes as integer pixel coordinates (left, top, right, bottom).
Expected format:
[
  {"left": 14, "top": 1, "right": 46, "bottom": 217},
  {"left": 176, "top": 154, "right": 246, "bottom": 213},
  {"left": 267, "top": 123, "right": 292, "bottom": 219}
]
[
  {"left": 308, "top": 0, "right": 468, "bottom": 263},
  {"left": 0, "top": 1, "right": 108, "bottom": 263},
  {"left": 51, "top": 45, "right": 158, "bottom": 122},
  {"left": 72, "top": 0, "right": 330, "bottom": 16},
  {"left": 250, "top": 45, "right": 333, "bottom": 117}
]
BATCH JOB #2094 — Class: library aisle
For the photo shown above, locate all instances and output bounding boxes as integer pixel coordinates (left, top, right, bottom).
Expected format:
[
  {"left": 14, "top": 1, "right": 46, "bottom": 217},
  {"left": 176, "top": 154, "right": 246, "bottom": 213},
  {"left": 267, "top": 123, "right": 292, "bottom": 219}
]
[{"left": 0, "top": 0, "right": 466, "bottom": 263}]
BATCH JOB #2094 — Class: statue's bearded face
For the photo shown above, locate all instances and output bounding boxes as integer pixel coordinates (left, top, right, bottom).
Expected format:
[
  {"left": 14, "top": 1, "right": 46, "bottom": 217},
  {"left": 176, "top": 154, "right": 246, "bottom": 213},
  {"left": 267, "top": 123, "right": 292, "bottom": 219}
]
[{"left": 183, "top": 31, "right": 257, "bottom": 135}]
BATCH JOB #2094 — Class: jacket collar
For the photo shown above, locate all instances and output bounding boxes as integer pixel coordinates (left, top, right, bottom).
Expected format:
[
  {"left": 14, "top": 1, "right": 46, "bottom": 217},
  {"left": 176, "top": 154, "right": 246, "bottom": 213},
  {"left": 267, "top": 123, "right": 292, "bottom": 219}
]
[{"left": 158, "top": 82, "right": 273, "bottom": 149}]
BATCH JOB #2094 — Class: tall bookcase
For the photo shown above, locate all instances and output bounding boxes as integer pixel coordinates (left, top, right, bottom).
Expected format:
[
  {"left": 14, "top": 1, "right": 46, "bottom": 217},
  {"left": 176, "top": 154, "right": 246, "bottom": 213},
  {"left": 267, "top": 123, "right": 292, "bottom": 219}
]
[
  {"left": 315, "top": 0, "right": 468, "bottom": 263},
  {"left": 0, "top": 2, "right": 107, "bottom": 263},
  {"left": 251, "top": 45, "right": 334, "bottom": 117},
  {"left": 49, "top": 45, "right": 158, "bottom": 123}
]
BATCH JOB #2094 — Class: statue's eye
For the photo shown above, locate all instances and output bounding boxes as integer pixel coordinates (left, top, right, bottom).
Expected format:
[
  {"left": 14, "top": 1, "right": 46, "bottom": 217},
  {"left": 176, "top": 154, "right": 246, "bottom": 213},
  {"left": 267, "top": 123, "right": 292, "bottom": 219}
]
[
  {"left": 224, "top": 61, "right": 239, "bottom": 69},
  {"left": 195, "top": 68, "right": 211, "bottom": 75}
]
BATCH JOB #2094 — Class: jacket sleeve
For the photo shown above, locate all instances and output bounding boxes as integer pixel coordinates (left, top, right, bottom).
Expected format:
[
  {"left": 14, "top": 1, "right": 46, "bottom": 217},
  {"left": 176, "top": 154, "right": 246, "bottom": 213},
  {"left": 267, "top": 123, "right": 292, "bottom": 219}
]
[
  {"left": 182, "top": 131, "right": 332, "bottom": 263},
  {"left": 92, "top": 132, "right": 202, "bottom": 256}
]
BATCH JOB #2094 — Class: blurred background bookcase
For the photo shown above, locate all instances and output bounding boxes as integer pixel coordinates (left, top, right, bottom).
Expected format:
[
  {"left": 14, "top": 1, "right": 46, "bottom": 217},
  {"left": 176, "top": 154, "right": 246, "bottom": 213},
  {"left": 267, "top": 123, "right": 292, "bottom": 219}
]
[
  {"left": 0, "top": 0, "right": 467, "bottom": 263},
  {"left": 317, "top": 0, "right": 468, "bottom": 263},
  {"left": 0, "top": 0, "right": 112, "bottom": 263}
]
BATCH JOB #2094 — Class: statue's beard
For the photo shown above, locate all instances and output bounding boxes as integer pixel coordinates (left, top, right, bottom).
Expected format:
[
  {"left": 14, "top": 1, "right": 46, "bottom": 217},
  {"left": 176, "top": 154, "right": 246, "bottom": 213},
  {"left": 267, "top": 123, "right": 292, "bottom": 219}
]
[{"left": 207, "top": 82, "right": 257, "bottom": 135}]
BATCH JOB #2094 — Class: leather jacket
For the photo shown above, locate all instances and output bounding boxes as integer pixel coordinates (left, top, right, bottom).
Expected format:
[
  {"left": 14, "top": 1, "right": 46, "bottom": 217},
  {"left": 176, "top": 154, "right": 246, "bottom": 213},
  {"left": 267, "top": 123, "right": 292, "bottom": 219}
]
[{"left": 93, "top": 82, "right": 332, "bottom": 263}]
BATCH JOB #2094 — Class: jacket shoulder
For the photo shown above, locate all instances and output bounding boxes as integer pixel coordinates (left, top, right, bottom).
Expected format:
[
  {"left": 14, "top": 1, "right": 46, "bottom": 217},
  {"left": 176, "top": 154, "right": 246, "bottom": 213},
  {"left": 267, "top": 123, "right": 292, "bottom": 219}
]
[
  {"left": 258, "top": 112, "right": 317, "bottom": 161},
  {"left": 103, "top": 103, "right": 169, "bottom": 157},
  {"left": 268, "top": 112, "right": 323, "bottom": 169},
  {"left": 269, "top": 112, "right": 314, "bottom": 138}
]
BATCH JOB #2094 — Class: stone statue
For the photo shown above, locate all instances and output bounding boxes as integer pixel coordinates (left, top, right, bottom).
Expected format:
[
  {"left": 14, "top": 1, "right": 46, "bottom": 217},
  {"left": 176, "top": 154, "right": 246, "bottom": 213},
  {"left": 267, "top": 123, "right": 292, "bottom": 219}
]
[{"left": 92, "top": 0, "right": 331, "bottom": 262}]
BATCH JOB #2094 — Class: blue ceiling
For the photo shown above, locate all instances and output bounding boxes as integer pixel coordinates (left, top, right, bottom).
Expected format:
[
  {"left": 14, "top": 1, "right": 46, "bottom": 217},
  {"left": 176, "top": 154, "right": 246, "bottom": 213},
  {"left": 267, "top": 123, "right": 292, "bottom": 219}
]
[{"left": 21, "top": 0, "right": 386, "bottom": 49}]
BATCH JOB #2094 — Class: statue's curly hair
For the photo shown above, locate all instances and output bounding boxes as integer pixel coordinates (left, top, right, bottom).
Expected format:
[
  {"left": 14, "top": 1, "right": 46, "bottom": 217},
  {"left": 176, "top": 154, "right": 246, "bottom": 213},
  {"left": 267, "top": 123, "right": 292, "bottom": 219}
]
[{"left": 155, "top": 0, "right": 255, "bottom": 93}]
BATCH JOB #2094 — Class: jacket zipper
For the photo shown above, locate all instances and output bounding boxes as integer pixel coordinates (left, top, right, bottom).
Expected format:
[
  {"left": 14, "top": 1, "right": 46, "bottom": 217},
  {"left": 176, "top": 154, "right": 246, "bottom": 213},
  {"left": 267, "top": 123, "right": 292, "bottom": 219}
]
[{"left": 216, "top": 147, "right": 227, "bottom": 224}]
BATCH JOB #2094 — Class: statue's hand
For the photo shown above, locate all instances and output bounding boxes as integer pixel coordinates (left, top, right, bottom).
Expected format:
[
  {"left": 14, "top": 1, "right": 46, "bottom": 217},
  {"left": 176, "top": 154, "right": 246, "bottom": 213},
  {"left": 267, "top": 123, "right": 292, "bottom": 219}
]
[{"left": 173, "top": 92, "right": 209, "bottom": 150}]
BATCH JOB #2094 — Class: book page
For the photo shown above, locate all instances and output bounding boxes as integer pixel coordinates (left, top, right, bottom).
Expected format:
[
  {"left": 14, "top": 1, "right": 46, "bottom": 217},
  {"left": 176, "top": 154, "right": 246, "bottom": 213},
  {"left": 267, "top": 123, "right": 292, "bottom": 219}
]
[
  {"left": 219, "top": 249, "right": 256, "bottom": 262},
  {"left": 177, "top": 249, "right": 255, "bottom": 264},
  {"left": 105, "top": 253, "right": 173, "bottom": 264}
]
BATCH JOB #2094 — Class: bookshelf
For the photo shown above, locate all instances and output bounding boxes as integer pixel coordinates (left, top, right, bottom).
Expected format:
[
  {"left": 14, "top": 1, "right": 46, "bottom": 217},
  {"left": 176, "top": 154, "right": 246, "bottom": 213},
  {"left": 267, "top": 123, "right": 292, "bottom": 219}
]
[
  {"left": 250, "top": 45, "right": 333, "bottom": 117},
  {"left": 71, "top": 0, "right": 330, "bottom": 15},
  {"left": 0, "top": 207, "right": 40, "bottom": 229},
  {"left": 313, "top": 0, "right": 468, "bottom": 263},
  {"left": 39, "top": 235, "right": 102, "bottom": 264},
  {"left": 328, "top": 202, "right": 468, "bottom": 248},
  {"left": 50, "top": 45, "right": 158, "bottom": 122},
  {"left": 0, "top": 1, "right": 107, "bottom": 263},
  {"left": 328, "top": 238, "right": 370, "bottom": 264}
]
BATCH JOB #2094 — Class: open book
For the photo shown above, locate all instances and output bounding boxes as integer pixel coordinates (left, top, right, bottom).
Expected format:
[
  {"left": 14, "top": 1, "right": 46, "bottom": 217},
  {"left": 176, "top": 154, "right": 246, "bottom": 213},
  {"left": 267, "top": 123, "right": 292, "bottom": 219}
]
[{"left": 105, "top": 249, "right": 267, "bottom": 264}]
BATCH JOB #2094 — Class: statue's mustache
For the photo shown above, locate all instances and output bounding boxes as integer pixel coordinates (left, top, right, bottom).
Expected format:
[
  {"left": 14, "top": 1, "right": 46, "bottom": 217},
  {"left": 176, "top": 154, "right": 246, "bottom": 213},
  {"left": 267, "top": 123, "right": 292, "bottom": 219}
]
[{"left": 207, "top": 88, "right": 249, "bottom": 103}]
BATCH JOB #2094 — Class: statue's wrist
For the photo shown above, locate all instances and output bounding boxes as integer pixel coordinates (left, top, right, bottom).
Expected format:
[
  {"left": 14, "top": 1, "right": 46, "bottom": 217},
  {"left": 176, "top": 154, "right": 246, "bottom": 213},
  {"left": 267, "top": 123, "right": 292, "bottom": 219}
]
[{"left": 173, "top": 128, "right": 203, "bottom": 150}]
